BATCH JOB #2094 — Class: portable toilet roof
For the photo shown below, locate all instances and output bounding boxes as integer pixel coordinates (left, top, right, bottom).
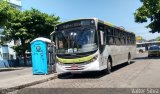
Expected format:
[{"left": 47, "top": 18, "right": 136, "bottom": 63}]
[{"left": 31, "top": 37, "right": 51, "bottom": 44}]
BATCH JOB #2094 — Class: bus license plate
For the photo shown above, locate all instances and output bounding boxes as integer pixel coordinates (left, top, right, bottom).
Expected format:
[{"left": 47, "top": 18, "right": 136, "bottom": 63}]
[{"left": 71, "top": 65, "right": 78, "bottom": 69}]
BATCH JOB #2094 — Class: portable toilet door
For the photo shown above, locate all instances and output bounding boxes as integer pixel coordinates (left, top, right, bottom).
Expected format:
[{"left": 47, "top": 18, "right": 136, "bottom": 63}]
[{"left": 31, "top": 38, "right": 49, "bottom": 75}]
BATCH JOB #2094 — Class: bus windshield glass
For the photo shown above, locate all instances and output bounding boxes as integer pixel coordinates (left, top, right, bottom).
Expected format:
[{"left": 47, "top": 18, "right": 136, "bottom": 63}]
[{"left": 57, "top": 27, "right": 98, "bottom": 54}]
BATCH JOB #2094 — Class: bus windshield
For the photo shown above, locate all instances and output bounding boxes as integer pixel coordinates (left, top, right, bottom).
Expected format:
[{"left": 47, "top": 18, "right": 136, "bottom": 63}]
[
  {"left": 149, "top": 45, "right": 160, "bottom": 50},
  {"left": 56, "top": 27, "right": 98, "bottom": 54}
]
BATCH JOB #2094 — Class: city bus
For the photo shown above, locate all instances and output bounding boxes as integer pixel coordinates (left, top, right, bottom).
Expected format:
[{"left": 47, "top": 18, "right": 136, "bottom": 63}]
[
  {"left": 136, "top": 42, "right": 146, "bottom": 53},
  {"left": 51, "top": 18, "right": 136, "bottom": 74},
  {"left": 136, "top": 41, "right": 160, "bottom": 53}
]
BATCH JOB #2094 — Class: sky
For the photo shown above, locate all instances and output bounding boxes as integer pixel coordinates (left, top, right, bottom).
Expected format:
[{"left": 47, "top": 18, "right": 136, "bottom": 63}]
[{"left": 21, "top": 0, "right": 160, "bottom": 40}]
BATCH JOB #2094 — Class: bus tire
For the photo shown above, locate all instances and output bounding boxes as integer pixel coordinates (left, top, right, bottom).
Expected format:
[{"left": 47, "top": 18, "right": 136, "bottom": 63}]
[
  {"left": 102, "top": 57, "right": 112, "bottom": 74},
  {"left": 139, "top": 49, "right": 143, "bottom": 53},
  {"left": 106, "top": 58, "right": 112, "bottom": 74},
  {"left": 128, "top": 53, "right": 131, "bottom": 65}
]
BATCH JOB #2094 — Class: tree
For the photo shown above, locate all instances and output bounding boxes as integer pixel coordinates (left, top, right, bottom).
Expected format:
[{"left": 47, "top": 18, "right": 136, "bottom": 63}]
[
  {"left": 22, "top": 9, "right": 60, "bottom": 38},
  {"left": 134, "top": 0, "right": 160, "bottom": 33},
  {"left": 136, "top": 36, "right": 146, "bottom": 43},
  {"left": 156, "top": 36, "right": 160, "bottom": 41},
  {"left": 3, "top": 10, "right": 31, "bottom": 65},
  {"left": 1, "top": 5, "right": 60, "bottom": 65},
  {"left": 0, "top": 1, "right": 16, "bottom": 27}
]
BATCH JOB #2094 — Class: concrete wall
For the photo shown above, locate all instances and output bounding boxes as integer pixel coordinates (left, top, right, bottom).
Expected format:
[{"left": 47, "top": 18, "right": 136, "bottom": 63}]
[{"left": 0, "top": 60, "right": 9, "bottom": 68}]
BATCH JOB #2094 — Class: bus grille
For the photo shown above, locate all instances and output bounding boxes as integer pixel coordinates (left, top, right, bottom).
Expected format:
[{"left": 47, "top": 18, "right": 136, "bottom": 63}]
[{"left": 65, "top": 65, "right": 85, "bottom": 70}]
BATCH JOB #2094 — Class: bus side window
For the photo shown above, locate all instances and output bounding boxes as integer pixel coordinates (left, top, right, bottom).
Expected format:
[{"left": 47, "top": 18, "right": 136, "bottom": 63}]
[
  {"left": 105, "top": 26, "right": 109, "bottom": 44},
  {"left": 114, "top": 28, "right": 118, "bottom": 45},
  {"left": 125, "top": 32, "right": 127, "bottom": 45},
  {"left": 122, "top": 31, "right": 125, "bottom": 45},
  {"left": 105, "top": 26, "right": 112, "bottom": 45},
  {"left": 100, "top": 30, "right": 105, "bottom": 45},
  {"left": 127, "top": 33, "right": 130, "bottom": 45},
  {"left": 121, "top": 31, "right": 125, "bottom": 45},
  {"left": 98, "top": 23, "right": 106, "bottom": 45},
  {"left": 107, "top": 28, "right": 114, "bottom": 45},
  {"left": 112, "top": 28, "right": 115, "bottom": 45},
  {"left": 129, "top": 34, "right": 132, "bottom": 45},
  {"left": 112, "top": 28, "right": 116, "bottom": 45},
  {"left": 117, "top": 30, "right": 121, "bottom": 45}
]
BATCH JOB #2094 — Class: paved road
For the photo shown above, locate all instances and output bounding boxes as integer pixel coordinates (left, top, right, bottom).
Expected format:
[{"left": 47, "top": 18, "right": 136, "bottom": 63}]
[{"left": 25, "top": 53, "right": 160, "bottom": 88}]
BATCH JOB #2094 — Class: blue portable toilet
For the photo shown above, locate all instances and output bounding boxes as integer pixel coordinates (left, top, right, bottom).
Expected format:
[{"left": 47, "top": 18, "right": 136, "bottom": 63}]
[{"left": 31, "top": 37, "right": 55, "bottom": 75}]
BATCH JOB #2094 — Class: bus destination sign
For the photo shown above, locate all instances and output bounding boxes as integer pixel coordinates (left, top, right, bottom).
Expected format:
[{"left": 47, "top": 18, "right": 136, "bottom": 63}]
[{"left": 57, "top": 19, "right": 94, "bottom": 30}]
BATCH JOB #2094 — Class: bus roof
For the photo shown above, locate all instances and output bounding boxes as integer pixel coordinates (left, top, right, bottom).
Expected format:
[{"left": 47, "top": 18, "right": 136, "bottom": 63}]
[
  {"left": 98, "top": 19, "right": 134, "bottom": 34},
  {"left": 56, "top": 18, "right": 135, "bottom": 34},
  {"left": 56, "top": 18, "right": 98, "bottom": 26},
  {"left": 57, "top": 18, "right": 116, "bottom": 28}
]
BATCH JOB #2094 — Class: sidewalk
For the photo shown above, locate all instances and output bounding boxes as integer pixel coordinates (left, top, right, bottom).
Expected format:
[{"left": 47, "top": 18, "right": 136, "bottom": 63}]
[
  {"left": 0, "top": 67, "right": 57, "bottom": 93},
  {"left": 0, "top": 67, "right": 24, "bottom": 72}
]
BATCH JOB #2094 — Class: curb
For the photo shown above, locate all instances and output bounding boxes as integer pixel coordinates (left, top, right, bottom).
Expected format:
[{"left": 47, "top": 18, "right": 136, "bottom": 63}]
[{"left": 0, "top": 73, "right": 58, "bottom": 94}]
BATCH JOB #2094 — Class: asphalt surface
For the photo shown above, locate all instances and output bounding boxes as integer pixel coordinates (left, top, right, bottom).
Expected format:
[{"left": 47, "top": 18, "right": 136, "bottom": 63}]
[
  {"left": 26, "top": 53, "right": 160, "bottom": 88},
  {"left": 7, "top": 53, "right": 160, "bottom": 94}
]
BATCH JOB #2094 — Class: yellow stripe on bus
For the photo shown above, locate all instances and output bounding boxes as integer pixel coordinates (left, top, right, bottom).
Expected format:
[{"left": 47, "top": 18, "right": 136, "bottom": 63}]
[
  {"left": 104, "top": 22, "right": 114, "bottom": 27},
  {"left": 56, "top": 54, "right": 95, "bottom": 64}
]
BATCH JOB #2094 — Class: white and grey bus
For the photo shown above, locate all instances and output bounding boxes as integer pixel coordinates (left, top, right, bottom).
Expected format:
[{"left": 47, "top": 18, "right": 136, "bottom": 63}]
[
  {"left": 136, "top": 41, "right": 160, "bottom": 53},
  {"left": 51, "top": 18, "right": 136, "bottom": 74}
]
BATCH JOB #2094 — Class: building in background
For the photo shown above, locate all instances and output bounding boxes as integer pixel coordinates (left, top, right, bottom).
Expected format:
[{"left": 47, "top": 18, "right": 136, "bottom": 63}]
[
  {"left": 0, "top": 0, "right": 22, "bottom": 67},
  {"left": 7, "top": 0, "right": 22, "bottom": 10},
  {"left": 0, "top": 0, "right": 22, "bottom": 9}
]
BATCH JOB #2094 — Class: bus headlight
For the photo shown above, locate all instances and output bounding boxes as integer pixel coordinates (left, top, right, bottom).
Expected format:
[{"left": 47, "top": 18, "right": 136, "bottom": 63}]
[
  {"left": 88, "top": 55, "right": 98, "bottom": 63},
  {"left": 57, "top": 61, "right": 64, "bottom": 65},
  {"left": 56, "top": 58, "right": 62, "bottom": 65},
  {"left": 56, "top": 55, "right": 98, "bottom": 65}
]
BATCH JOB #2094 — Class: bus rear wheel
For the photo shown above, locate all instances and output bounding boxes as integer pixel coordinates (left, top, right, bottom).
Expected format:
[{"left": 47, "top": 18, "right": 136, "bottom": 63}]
[
  {"left": 107, "top": 58, "right": 112, "bottom": 74},
  {"left": 139, "top": 49, "right": 143, "bottom": 53},
  {"left": 128, "top": 53, "right": 131, "bottom": 65}
]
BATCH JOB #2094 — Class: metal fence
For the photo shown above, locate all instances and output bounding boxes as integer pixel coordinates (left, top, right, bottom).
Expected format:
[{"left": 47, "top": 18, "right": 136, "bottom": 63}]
[{"left": 0, "top": 57, "right": 32, "bottom": 68}]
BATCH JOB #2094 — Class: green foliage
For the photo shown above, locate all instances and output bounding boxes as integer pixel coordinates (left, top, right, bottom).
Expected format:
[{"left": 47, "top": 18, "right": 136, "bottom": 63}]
[
  {"left": 134, "top": 0, "right": 160, "bottom": 33},
  {"left": 0, "top": 2, "right": 60, "bottom": 65},
  {"left": 2, "top": 8, "right": 59, "bottom": 54},
  {"left": 2, "top": 10, "right": 24, "bottom": 42},
  {"left": 23, "top": 9, "right": 60, "bottom": 39},
  {"left": 156, "top": 36, "right": 160, "bottom": 41},
  {"left": 0, "top": 1, "right": 16, "bottom": 27}
]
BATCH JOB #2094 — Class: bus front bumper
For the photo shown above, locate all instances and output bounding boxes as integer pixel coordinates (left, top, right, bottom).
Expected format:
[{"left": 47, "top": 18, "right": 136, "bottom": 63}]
[{"left": 56, "top": 60, "right": 101, "bottom": 74}]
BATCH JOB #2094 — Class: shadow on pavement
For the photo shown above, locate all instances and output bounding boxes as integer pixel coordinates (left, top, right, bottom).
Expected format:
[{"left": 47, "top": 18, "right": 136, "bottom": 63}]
[
  {"left": 58, "top": 61, "right": 135, "bottom": 79},
  {"left": 134, "top": 56, "right": 160, "bottom": 60},
  {"left": 58, "top": 71, "right": 106, "bottom": 79},
  {"left": 111, "top": 61, "right": 135, "bottom": 72}
]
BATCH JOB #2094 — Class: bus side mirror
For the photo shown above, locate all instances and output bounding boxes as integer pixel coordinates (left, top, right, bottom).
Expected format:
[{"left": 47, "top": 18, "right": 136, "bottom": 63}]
[
  {"left": 100, "top": 30, "right": 104, "bottom": 45},
  {"left": 48, "top": 45, "right": 53, "bottom": 53}
]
